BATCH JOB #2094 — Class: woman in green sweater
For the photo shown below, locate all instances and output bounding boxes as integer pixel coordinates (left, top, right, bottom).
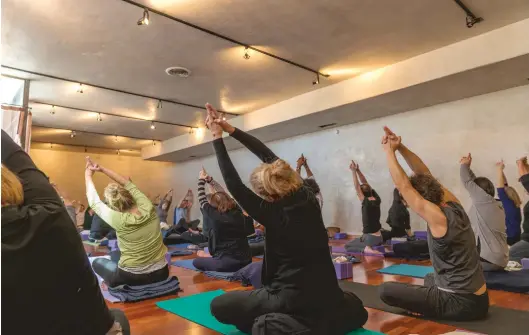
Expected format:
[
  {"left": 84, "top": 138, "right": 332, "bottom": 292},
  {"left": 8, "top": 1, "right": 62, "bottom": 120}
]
[{"left": 85, "top": 157, "right": 168, "bottom": 287}]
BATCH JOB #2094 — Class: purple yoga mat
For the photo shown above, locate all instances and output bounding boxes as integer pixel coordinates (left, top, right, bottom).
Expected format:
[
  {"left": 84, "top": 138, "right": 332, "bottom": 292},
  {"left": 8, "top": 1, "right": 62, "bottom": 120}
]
[
  {"left": 331, "top": 245, "right": 385, "bottom": 257},
  {"left": 88, "top": 256, "right": 120, "bottom": 303}
]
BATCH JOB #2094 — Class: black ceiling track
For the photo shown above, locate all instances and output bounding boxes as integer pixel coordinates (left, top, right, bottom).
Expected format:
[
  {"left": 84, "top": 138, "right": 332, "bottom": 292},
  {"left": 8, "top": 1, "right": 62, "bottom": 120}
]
[
  {"left": 33, "top": 124, "right": 163, "bottom": 142},
  {"left": 32, "top": 141, "right": 140, "bottom": 153},
  {"left": 1, "top": 65, "right": 238, "bottom": 116},
  {"left": 119, "top": 0, "right": 328, "bottom": 78},
  {"left": 30, "top": 101, "right": 195, "bottom": 129},
  {"left": 453, "top": 0, "right": 484, "bottom": 28}
]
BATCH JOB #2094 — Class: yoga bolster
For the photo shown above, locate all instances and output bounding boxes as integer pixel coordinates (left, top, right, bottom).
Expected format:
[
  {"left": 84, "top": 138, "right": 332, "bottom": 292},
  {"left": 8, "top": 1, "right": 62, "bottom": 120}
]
[
  {"left": 522, "top": 258, "right": 529, "bottom": 270},
  {"left": 335, "top": 233, "right": 348, "bottom": 240},
  {"left": 414, "top": 231, "right": 427, "bottom": 240}
]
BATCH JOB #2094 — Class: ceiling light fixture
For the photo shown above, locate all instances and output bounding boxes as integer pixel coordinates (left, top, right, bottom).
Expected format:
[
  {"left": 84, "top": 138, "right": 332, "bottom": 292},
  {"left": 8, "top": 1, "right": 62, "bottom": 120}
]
[
  {"left": 77, "top": 83, "right": 84, "bottom": 93},
  {"left": 243, "top": 47, "right": 250, "bottom": 60},
  {"left": 115, "top": 135, "right": 119, "bottom": 142},
  {"left": 312, "top": 74, "right": 320, "bottom": 86},
  {"left": 188, "top": 127, "right": 195, "bottom": 134},
  {"left": 97, "top": 113, "right": 102, "bottom": 122},
  {"left": 117, "top": 149, "right": 121, "bottom": 155},
  {"left": 137, "top": 8, "right": 150, "bottom": 25},
  {"left": 50, "top": 105, "right": 56, "bottom": 115},
  {"left": 152, "top": 140, "right": 156, "bottom": 146},
  {"left": 70, "top": 130, "right": 76, "bottom": 138},
  {"left": 150, "top": 121, "right": 156, "bottom": 130},
  {"left": 157, "top": 100, "right": 162, "bottom": 109},
  {"left": 50, "top": 143, "right": 53, "bottom": 149},
  {"left": 453, "top": 0, "right": 483, "bottom": 28}
]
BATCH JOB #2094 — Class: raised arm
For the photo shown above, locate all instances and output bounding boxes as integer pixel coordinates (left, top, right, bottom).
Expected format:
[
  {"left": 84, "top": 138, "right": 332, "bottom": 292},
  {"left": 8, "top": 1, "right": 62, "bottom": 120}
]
[
  {"left": 496, "top": 160, "right": 507, "bottom": 188},
  {"left": 349, "top": 160, "right": 365, "bottom": 201},
  {"left": 383, "top": 134, "right": 447, "bottom": 238},
  {"left": 303, "top": 158, "right": 314, "bottom": 179},
  {"left": 1, "top": 130, "right": 62, "bottom": 207},
  {"left": 518, "top": 156, "right": 529, "bottom": 193},
  {"left": 356, "top": 167, "right": 369, "bottom": 186},
  {"left": 384, "top": 127, "right": 460, "bottom": 205},
  {"left": 205, "top": 104, "right": 279, "bottom": 225},
  {"left": 460, "top": 154, "right": 493, "bottom": 202}
]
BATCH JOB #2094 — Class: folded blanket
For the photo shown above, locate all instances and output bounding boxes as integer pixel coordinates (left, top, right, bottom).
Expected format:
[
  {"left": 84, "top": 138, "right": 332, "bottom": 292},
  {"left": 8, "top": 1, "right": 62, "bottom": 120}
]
[
  {"left": 232, "top": 261, "right": 263, "bottom": 288},
  {"left": 248, "top": 235, "right": 265, "bottom": 244},
  {"left": 203, "top": 271, "right": 236, "bottom": 281},
  {"left": 483, "top": 269, "right": 529, "bottom": 293},
  {"left": 108, "top": 276, "right": 180, "bottom": 302}
]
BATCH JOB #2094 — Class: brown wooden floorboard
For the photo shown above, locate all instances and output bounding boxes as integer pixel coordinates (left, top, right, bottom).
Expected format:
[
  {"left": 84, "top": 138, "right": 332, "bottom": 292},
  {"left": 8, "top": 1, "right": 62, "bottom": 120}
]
[{"left": 85, "top": 240, "right": 529, "bottom": 334}]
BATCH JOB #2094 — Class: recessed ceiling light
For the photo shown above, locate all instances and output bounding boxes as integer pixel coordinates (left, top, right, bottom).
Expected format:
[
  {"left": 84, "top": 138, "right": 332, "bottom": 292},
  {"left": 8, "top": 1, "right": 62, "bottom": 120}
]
[{"left": 165, "top": 67, "right": 191, "bottom": 78}]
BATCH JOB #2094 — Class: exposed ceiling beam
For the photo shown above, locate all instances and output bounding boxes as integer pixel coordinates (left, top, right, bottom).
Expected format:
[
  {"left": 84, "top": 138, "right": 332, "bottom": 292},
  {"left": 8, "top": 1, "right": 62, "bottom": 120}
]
[
  {"left": 29, "top": 101, "right": 196, "bottom": 129},
  {"left": 119, "top": 0, "right": 329, "bottom": 79},
  {"left": 33, "top": 124, "right": 163, "bottom": 142},
  {"left": 1, "top": 65, "right": 238, "bottom": 116}
]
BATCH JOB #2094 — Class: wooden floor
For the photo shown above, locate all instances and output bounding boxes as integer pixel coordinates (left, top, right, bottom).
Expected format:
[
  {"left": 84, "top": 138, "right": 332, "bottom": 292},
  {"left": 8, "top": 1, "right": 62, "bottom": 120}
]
[{"left": 86, "top": 240, "right": 529, "bottom": 335}]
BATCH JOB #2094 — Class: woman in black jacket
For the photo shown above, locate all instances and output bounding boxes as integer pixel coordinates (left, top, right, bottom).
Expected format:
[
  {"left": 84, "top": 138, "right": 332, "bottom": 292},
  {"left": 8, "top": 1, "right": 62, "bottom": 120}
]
[
  {"left": 204, "top": 105, "right": 368, "bottom": 334},
  {"left": 381, "top": 188, "right": 414, "bottom": 242},
  {"left": 1, "top": 130, "right": 129, "bottom": 335},
  {"left": 193, "top": 168, "right": 254, "bottom": 272}
]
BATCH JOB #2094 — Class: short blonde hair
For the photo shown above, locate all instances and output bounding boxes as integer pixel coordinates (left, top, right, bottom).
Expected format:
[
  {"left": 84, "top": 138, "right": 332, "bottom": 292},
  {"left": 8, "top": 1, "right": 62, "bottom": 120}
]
[
  {"left": 2, "top": 165, "right": 24, "bottom": 206},
  {"left": 250, "top": 159, "right": 303, "bottom": 201},
  {"left": 209, "top": 192, "right": 236, "bottom": 213},
  {"left": 505, "top": 186, "right": 522, "bottom": 208},
  {"left": 104, "top": 183, "right": 135, "bottom": 212}
]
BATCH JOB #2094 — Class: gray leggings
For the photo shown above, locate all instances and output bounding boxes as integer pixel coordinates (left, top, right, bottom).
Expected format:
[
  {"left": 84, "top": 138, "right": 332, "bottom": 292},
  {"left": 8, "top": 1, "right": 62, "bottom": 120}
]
[
  {"left": 509, "top": 240, "right": 529, "bottom": 263},
  {"left": 344, "top": 234, "right": 383, "bottom": 253}
]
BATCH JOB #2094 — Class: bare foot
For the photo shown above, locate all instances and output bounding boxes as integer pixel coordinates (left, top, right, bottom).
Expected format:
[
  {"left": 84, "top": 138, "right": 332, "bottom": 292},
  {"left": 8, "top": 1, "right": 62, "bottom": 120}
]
[{"left": 197, "top": 250, "right": 212, "bottom": 258}]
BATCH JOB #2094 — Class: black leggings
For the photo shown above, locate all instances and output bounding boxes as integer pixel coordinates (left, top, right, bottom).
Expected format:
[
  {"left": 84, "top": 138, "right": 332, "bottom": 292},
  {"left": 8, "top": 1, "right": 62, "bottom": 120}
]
[
  {"left": 193, "top": 256, "right": 250, "bottom": 272},
  {"left": 381, "top": 227, "right": 407, "bottom": 242},
  {"left": 379, "top": 273, "right": 489, "bottom": 321},
  {"left": 210, "top": 289, "right": 367, "bottom": 334},
  {"left": 92, "top": 258, "right": 169, "bottom": 288}
]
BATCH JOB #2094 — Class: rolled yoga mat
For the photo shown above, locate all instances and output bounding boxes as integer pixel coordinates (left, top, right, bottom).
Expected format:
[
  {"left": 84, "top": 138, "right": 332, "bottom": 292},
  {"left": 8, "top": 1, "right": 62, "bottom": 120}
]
[
  {"left": 339, "top": 281, "right": 529, "bottom": 335},
  {"left": 156, "top": 289, "right": 385, "bottom": 335},
  {"left": 377, "top": 264, "right": 434, "bottom": 278}
]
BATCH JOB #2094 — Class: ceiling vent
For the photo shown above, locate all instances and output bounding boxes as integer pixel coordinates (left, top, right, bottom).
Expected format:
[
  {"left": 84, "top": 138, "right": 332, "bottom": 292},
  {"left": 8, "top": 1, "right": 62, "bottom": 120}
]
[
  {"left": 165, "top": 67, "right": 191, "bottom": 78},
  {"left": 318, "top": 122, "right": 337, "bottom": 129}
]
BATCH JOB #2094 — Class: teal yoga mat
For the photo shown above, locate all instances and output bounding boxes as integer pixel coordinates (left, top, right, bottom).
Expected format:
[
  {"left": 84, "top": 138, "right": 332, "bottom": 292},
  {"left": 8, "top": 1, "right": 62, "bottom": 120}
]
[
  {"left": 157, "top": 290, "right": 385, "bottom": 335},
  {"left": 377, "top": 264, "right": 434, "bottom": 278}
]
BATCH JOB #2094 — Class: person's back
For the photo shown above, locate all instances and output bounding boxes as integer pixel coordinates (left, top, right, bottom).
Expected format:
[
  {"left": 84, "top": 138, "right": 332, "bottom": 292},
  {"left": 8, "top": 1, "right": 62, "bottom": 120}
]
[
  {"left": 262, "top": 184, "right": 341, "bottom": 308},
  {"left": 90, "top": 213, "right": 116, "bottom": 240},
  {"left": 205, "top": 207, "right": 252, "bottom": 261},
  {"left": 1, "top": 130, "right": 116, "bottom": 334},
  {"left": 460, "top": 161, "right": 508, "bottom": 269},
  {"left": 430, "top": 202, "right": 485, "bottom": 293}
]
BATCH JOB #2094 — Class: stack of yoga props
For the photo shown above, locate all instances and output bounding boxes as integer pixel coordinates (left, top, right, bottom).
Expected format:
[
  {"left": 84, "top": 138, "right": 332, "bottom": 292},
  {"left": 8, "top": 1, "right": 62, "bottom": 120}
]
[
  {"left": 156, "top": 290, "right": 385, "bottom": 335},
  {"left": 89, "top": 256, "right": 180, "bottom": 303}
]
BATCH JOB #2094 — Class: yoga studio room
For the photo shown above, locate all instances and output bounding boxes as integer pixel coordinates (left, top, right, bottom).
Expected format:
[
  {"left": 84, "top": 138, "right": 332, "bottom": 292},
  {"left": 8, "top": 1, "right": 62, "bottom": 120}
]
[{"left": 2, "top": 0, "right": 529, "bottom": 334}]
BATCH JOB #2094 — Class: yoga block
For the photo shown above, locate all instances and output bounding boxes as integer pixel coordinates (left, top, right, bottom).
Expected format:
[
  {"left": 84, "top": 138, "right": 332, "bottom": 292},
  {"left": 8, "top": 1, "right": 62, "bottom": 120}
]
[
  {"left": 415, "top": 231, "right": 427, "bottom": 240},
  {"left": 165, "top": 252, "right": 172, "bottom": 264},
  {"left": 255, "top": 229, "right": 264, "bottom": 236},
  {"left": 522, "top": 258, "right": 529, "bottom": 270},
  {"left": 334, "top": 261, "right": 353, "bottom": 279},
  {"left": 80, "top": 230, "right": 90, "bottom": 241},
  {"left": 204, "top": 247, "right": 209, "bottom": 254},
  {"left": 372, "top": 245, "right": 386, "bottom": 253},
  {"left": 108, "top": 239, "right": 119, "bottom": 251},
  {"left": 390, "top": 238, "right": 406, "bottom": 245},
  {"left": 334, "top": 233, "right": 347, "bottom": 240}
]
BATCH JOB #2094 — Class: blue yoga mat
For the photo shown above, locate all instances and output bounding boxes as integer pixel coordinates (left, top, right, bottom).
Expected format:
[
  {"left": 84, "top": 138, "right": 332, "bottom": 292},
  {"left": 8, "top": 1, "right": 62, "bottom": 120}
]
[
  {"left": 157, "top": 290, "right": 385, "bottom": 335},
  {"left": 170, "top": 250, "right": 194, "bottom": 256},
  {"left": 171, "top": 259, "right": 199, "bottom": 271},
  {"left": 377, "top": 264, "right": 434, "bottom": 278},
  {"left": 204, "top": 271, "right": 236, "bottom": 281},
  {"left": 167, "top": 243, "right": 193, "bottom": 249}
]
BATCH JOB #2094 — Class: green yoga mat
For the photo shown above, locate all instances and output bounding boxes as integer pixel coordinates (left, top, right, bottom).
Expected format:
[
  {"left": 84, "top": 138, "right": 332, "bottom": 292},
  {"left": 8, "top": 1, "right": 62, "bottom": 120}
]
[
  {"left": 377, "top": 264, "right": 434, "bottom": 278},
  {"left": 156, "top": 290, "right": 385, "bottom": 335}
]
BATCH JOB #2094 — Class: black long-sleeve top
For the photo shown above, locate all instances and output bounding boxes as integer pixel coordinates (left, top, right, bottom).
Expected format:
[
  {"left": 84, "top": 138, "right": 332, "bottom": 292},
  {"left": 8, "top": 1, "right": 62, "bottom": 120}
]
[
  {"left": 198, "top": 178, "right": 253, "bottom": 261},
  {"left": 386, "top": 188, "right": 411, "bottom": 231},
  {"left": 1, "top": 131, "right": 113, "bottom": 334},
  {"left": 212, "top": 128, "right": 343, "bottom": 312},
  {"left": 520, "top": 174, "right": 529, "bottom": 242}
]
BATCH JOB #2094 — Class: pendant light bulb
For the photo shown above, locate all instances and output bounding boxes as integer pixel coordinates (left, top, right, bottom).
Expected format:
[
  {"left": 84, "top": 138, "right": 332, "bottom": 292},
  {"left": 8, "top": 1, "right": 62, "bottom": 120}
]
[
  {"left": 77, "top": 83, "right": 84, "bottom": 93},
  {"left": 150, "top": 121, "right": 156, "bottom": 130},
  {"left": 117, "top": 149, "right": 120, "bottom": 155},
  {"left": 138, "top": 8, "right": 150, "bottom": 25},
  {"left": 50, "top": 105, "right": 56, "bottom": 115},
  {"left": 152, "top": 140, "right": 156, "bottom": 146},
  {"left": 157, "top": 100, "right": 162, "bottom": 109},
  {"left": 70, "top": 130, "right": 76, "bottom": 138},
  {"left": 115, "top": 135, "right": 118, "bottom": 142},
  {"left": 243, "top": 47, "right": 250, "bottom": 60},
  {"left": 312, "top": 74, "right": 320, "bottom": 86},
  {"left": 97, "top": 113, "right": 102, "bottom": 122}
]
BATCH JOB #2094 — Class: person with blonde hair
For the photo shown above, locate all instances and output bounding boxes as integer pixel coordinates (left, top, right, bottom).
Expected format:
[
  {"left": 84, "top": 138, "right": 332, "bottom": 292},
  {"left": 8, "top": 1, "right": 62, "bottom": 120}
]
[
  {"left": 84, "top": 157, "right": 168, "bottom": 287},
  {"left": 1, "top": 130, "right": 129, "bottom": 334},
  {"left": 204, "top": 104, "right": 367, "bottom": 334},
  {"left": 496, "top": 160, "right": 523, "bottom": 246},
  {"left": 192, "top": 168, "right": 254, "bottom": 271}
]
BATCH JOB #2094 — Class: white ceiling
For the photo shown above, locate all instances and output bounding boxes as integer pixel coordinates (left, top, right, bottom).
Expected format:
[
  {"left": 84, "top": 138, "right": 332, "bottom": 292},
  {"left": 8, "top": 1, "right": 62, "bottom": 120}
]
[{"left": 2, "top": 0, "right": 529, "bottom": 149}]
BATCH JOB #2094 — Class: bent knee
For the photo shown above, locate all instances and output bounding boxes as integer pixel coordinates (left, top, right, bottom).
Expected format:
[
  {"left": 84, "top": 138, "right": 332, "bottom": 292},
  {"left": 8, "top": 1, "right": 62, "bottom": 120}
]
[
  {"left": 210, "top": 295, "right": 233, "bottom": 323},
  {"left": 379, "top": 282, "right": 399, "bottom": 303}
]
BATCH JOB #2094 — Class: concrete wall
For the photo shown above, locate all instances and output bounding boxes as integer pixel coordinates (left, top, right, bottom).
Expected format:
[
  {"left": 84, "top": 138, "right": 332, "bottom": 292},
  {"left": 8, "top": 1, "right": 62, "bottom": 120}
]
[
  {"left": 31, "top": 85, "right": 529, "bottom": 232},
  {"left": 163, "top": 85, "right": 529, "bottom": 233}
]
